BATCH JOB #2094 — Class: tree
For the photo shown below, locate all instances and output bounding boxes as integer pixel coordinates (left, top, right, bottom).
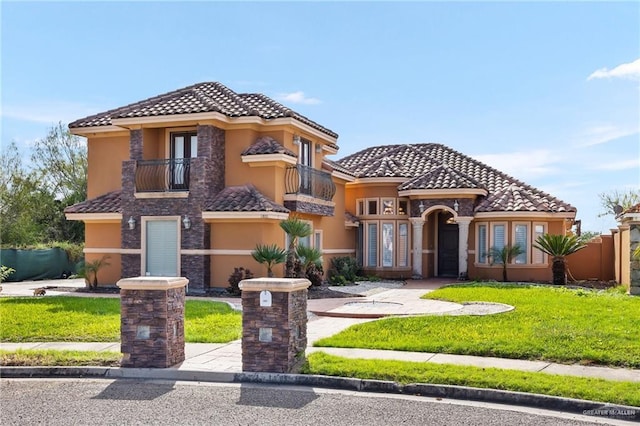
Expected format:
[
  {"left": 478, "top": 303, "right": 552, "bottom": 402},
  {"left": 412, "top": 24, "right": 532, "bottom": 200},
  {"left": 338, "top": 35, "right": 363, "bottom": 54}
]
[
  {"left": 81, "top": 255, "right": 110, "bottom": 290},
  {"left": 598, "top": 189, "right": 640, "bottom": 218},
  {"left": 279, "top": 216, "right": 312, "bottom": 278},
  {"left": 296, "top": 245, "right": 324, "bottom": 286},
  {"left": 533, "top": 234, "right": 587, "bottom": 285},
  {"left": 488, "top": 245, "right": 524, "bottom": 282},
  {"left": 251, "top": 244, "right": 286, "bottom": 277}
]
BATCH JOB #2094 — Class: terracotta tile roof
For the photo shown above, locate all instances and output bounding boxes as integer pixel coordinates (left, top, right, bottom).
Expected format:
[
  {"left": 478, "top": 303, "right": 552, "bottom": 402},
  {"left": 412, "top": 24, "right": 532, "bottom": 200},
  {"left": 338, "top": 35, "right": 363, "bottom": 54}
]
[
  {"left": 398, "top": 164, "right": 483, "bottom": 191},
  {"left": 64, "top": 190, "right": 122, "bottom": 214},
  {"left": 241, "top": 136, "right": 296, "bottom": 157},
  {"left": 623, "top": 203, "right": 640, "bottom": 214},
  {"left": 69, "top": 82, "right": 338, "bottom": 139},
  {"left": 322, "top": 159, "right": 356, "bottom": 177},
  {"left": 205, "top": 184, "right": 289, "bottom": 213},
  {"left": 337, "top": 143, "right": 575, "bottom": 214}
]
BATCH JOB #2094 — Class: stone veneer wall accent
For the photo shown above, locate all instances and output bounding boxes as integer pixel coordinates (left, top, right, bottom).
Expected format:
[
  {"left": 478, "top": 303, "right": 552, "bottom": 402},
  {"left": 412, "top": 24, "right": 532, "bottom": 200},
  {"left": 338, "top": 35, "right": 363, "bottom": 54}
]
[
  {"left": 283, "top": 200, "right": 334, "bottom": 217},
  {"left": 120, "top": 287, "right": 186, "bottom": 368},
  {"left": 130, "top": 129, "right": 143, "bottom": 161},
  {"left": 241, "top": 289, "right": 308, "bottom": 373},
  {"left": 410, "top": 198, "right": 474, "bottom": 217},
  {"left": 119, "top": 125, "right": 226, "bottom": 293},
  {"left": 630, "top": 224, "right": 640, "bottom": 296}
]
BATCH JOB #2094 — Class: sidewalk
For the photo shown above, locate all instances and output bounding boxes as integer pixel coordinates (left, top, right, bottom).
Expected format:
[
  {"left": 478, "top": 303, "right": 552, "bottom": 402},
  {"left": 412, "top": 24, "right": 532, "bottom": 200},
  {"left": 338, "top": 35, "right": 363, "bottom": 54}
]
[{"left": 1, "top": 278, "right": 639, "bottom": 384}]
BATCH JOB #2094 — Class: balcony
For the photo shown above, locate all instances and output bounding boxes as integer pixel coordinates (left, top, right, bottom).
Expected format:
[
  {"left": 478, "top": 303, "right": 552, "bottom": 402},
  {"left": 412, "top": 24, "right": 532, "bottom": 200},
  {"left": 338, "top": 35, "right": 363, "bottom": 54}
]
[
  {"left": 135, "top": 159, "right": 191, "bottom": 192},
  {"left": 284, "top": 164, "right": 335, "bottom": 216},
  {"left": 285, "top": 164, "right": 335, "bottom": 201}
]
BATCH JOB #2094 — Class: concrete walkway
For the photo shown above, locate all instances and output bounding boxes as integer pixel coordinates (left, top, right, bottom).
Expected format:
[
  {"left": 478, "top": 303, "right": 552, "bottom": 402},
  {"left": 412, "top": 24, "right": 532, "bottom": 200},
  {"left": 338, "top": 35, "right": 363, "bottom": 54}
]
[{"left": 1, "top": 278, "right": 639, "bottom": 384}]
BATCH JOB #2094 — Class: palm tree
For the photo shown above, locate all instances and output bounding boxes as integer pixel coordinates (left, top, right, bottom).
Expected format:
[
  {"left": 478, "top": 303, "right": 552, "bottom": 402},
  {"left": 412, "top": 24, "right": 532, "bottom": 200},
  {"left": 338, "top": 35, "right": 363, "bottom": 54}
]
[
  {"left": 251, "top": 244, "right": 287, "bottom": 277},
  {"left": 533, "top": 234, "right": 587, "bottom": 285},
  {"left": 279, "top": 216, "right": 312, "bottom": 277},
  {"left": 489, "top": 245, "right": 524, "bottom": 282},
  {"left": 82, "top": 255, "right": 110, "bottom": 290},
  {"left": 296, "top": 245, "right": 324, "bottom": 286}
]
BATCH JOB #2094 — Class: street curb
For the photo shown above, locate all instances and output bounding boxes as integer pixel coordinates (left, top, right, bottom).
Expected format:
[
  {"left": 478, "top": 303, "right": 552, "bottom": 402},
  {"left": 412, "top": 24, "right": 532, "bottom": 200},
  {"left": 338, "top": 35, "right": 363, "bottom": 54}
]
[{"left": 2, "top": 367, "right": 638, "bottom": 422}]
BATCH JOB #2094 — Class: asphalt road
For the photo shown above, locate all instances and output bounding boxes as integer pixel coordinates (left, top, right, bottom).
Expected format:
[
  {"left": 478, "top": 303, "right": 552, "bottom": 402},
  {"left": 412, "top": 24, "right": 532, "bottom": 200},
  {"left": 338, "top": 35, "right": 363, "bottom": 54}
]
[{"left": 0, "top": 378, "right": 625, "bottom": 425}]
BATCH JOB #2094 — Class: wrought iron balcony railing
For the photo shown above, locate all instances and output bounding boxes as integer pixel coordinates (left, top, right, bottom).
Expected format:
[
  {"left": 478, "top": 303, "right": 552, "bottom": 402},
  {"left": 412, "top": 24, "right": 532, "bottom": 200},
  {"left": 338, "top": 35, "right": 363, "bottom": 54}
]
[
  {"left": 135, "top": 158, "right": 191, "bottom": 192},
  {"left": 285, "top": 164, "right": 335, "bottom": 202}
]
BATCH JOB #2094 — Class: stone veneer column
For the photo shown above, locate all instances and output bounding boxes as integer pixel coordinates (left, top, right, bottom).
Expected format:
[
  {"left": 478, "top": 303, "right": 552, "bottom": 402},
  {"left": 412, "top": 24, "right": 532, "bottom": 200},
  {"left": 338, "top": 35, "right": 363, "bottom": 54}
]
[
  {"left": 410, "top": 218, "right": 424, "bottom": 279},
  {"left": 117, "top": 276, "right": 188, "bottom": 368},
  {"left": 630, "top": 224, "right": 640, "bottom": 295},
  {"left": 129, "top": 129, "right": 143, "bottom": 161},
  {"left": 239, "top": 278, "right": 311, "bottom": 373},
  {"left": 456, "top": 217, "right": 473, "bottom": 279}
]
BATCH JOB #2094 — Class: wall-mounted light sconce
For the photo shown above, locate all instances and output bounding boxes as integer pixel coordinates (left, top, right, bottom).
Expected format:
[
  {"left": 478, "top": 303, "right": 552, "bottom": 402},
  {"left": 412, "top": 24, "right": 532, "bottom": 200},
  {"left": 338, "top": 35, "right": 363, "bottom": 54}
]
[
  {"left": 182, "top": 215, "right": 191, "bottom": 230},
  {"left": 127, "top": 216, "right": 136, "bottom": 230},
  {"left": 419, "top": 201, "right": 425, "bottom": 214},
  {"left": 453, "top": 199, "right": 459, "bottom": 212},
  {"left": 293, "top": 134, "right": 301, "bottom": 146},
  {"left": 315, "top": 144, "right": 323, "bottom": 153}
]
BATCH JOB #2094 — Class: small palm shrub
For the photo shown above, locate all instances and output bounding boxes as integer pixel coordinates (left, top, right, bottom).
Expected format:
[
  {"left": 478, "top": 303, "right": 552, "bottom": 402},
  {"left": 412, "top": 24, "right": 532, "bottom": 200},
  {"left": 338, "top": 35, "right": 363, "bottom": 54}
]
[
  {"left": 227, "top": 267, "right": 254, "bottom": 296},
  {"left": 80, "top": 255, "right": 110, "bottom": 290},
  {"left": 328, "top": 256, "right": 360, "bottom": 285},
  {"left": 488, "top": 245, "right": 524, "bottom": 282},
  {"left": 280, "top": 216, "right": 312, "bottom": 278},
  {"left": 533, "top": 234, "right": 587, "bottom": 285},
  {"left": 297, "top": 245, "right": 324, "bottom": 286},
  {"left": 251, "top": 244, "right": 287, "bottom": 277}
]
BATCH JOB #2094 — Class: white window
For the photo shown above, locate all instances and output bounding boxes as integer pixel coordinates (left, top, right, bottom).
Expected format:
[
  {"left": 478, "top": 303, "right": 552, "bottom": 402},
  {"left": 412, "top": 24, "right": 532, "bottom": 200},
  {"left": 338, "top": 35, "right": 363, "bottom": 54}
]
[
  {"left": 398, "top": 199, "right": 408, "bottom": 215},
  {"left": 477, "top": 223, "right": 488, "bottom": 264},
  {"left": 382, "top": 199, "right": 395, "bottom": 215},
  {"left": 367, "top": 198, "right": 379, "bottom": 215},
  {"left": 491, "top": 223, "right": 506, "bottom": 264},
  {"left": 382, "top": 223, "right": 394, "bottom": 267},
  {"left": 366, "top": 222, "right": 378, "bottom": 267},
  {"left": 398, "top": 222, "right": 409, "bottom": 267},
  {"left": 357, "top": 199, "right": 365, "bottom": 216},
  {"left": 299, "top": 138, "right": 312, "bottom": 167},
  {"left": 513, "top": 223, "right": 528, "bottom": 264},
  {"left": 533, "top": 223, "right": 546, "bottom": 264}
]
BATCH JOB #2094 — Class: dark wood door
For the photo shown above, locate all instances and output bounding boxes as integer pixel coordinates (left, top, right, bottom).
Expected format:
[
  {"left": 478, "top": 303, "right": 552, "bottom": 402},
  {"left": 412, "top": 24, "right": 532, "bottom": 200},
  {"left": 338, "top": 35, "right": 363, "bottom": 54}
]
[{"left": 438, "top": 223, "right": 459, "bottom": 277}]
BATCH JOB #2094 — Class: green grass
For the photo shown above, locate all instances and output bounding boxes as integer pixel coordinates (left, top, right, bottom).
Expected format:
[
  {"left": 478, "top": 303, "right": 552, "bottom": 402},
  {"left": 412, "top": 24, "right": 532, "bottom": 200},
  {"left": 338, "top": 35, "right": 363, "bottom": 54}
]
[
  {"left": 314, "top": 283, "right": 640, "bottom": 368},
  {"left": 0, "top": 349, "right": 121, "bottom": 366},
  {"left": 0, "top": 296, "right": 241, "bottom": 343},
  {"left": 304, "top": 352, "right": 640, "bottom": 407}
]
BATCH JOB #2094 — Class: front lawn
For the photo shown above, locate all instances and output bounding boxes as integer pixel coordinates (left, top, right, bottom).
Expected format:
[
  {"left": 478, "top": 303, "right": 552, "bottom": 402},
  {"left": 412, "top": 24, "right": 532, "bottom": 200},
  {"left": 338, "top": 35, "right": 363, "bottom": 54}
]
[
  {"left": 314, "top": 283, "right": 640, "bottom": 368},
  {"left": 304, "top": 352, "right": 640, "bottom": 407},
  {"left": 0, "top": 297, "right": 241, "bottom": 343}
]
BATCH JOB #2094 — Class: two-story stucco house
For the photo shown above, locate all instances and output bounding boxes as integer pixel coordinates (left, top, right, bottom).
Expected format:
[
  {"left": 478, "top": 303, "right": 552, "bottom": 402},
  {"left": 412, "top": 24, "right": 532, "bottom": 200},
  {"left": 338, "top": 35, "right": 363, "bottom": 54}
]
[{"left": 65, "top": 82, "right": 577, "bottom": 292}]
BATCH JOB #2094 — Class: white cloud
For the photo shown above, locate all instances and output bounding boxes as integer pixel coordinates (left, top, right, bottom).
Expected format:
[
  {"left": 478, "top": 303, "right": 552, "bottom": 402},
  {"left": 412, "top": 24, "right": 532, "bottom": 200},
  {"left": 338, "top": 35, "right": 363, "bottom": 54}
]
[
  {"left": 578, "top": 125, "right": 639, "bottom": 147},
  {"left": 592, "top": 158, "right": 640, "bottom": 171},
  {"left": 2, "top": 101, "right": 98, "bottom": 125},
  {"left": 472, "top": 149, "right": 560, "bottom": 180},
  {"left": 277, "top": 91, "right": 321, "bottom": 105},
  {"left": 587, "top": 58, "right": 640, "bottom": 81}
]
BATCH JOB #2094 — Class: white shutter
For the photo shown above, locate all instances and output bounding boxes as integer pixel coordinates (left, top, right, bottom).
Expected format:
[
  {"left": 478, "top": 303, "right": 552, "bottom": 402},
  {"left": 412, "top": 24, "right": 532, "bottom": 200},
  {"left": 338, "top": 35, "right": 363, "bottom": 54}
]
[
  {"left": 478, "top": 224, "right": 487, "bottom": 264},
  {"left": 515, "top": 224, "right": 528, "bottom": 264},
  {"left": 146, "top": 220, "right": 178, "bottom": 276},
  {"left": 493, "top": 225, "right": 505, "bottom": 250},
  {"left": 533, "top": 224, "right": 545, "bottom": 264},
  {"left": 367, "top": 223, "right": 378, "bottom": 267}
]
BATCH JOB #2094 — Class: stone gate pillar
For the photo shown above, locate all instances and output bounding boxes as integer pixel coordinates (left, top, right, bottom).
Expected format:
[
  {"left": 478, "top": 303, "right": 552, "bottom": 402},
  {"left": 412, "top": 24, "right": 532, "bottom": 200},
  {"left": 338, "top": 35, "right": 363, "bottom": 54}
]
[
  {"left": 117, "top": 276, "right": 188, "bottom": 368},
  {"left": 239, "top": 278, "right": 311, "bottom": 373}
]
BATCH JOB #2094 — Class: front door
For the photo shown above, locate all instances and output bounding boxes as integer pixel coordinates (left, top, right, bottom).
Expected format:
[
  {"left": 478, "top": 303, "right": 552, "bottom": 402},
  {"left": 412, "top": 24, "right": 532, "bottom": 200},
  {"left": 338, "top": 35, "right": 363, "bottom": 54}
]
[
  {"left": 145, "top": 219, "right": 178, "bottom": 276},
  {"left": 438, "top": 216, "right": 459, "bottom": 277}
]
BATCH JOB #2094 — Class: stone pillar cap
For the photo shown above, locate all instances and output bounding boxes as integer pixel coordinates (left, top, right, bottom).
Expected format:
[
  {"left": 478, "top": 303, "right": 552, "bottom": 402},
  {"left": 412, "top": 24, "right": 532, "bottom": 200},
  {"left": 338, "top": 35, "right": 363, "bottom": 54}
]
[
  {"left": 117, "top": 276, "right": 189, "bottom": 290},
  {"left": 239, "top": 277, "right": 311, "bottom": 292}
]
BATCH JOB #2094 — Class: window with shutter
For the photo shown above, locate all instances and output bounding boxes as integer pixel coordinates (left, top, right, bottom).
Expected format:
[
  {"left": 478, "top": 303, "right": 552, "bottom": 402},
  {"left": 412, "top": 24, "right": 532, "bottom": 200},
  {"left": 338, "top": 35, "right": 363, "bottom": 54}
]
[
  {"left": 398, "top": 223, "right": 408, "bottom": 267},
  {"left": 367, "top": 223, "right": 378, "bottom": 267},
  {"left": 478, "top": 224, "right": 487, "bottom": 264},
  {"left": 514, "top": 224, "right": 528, "bottom": 264},
  {"left": 145, "top": 219, "right": 178, "bottom": 276},
  {"left": 492, "top": 224, "right": 506, "bottom": 264}
]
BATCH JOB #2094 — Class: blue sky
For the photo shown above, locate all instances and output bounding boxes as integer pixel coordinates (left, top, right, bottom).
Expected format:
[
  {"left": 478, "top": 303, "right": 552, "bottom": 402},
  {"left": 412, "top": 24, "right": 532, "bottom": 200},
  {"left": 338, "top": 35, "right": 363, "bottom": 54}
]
[{"left": 2, "top": 1, "right": 638, "bottom": 233}]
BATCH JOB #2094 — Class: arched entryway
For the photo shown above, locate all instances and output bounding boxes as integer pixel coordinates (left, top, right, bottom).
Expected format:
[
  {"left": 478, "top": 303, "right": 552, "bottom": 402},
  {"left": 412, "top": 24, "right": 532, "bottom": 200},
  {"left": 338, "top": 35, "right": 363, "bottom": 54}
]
[{"left": 437, "top": 211, "right": 459, "bottom": 277}]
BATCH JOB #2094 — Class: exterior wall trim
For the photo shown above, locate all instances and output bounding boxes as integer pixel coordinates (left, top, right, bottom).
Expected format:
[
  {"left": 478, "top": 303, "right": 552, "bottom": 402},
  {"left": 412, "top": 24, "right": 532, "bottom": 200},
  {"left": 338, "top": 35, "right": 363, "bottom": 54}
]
[
  {"left": 65, "top": 213, "right": 122, "bottom": 222},
  {"left": 323, "top": 249, "right": 356, "bottom": 254},
  {"left": 84, "top": 247, "right": 141, "bottom": 254},
  {"left": 399, "top": 188, "right": 488, "bottom": 197},
  {"left": 241, "top": 153, "right": 297, "bottom": 165},
  {"left": 135, "top": 192, "right": 189, "bottom": 199},
  {"left": 202, "top": 212, "right": 289, "bottom": 221},
  {"left": 474, "top": 212, "right": 575, "bottom": 219}
]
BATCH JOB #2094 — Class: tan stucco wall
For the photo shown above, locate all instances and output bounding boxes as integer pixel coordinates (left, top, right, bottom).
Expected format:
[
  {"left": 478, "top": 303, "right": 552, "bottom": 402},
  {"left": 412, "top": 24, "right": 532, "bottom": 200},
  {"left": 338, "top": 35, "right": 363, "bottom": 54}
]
[
  {"left": 566, "top": 235, "right": 614, "bottom": 281},
  {"left": 87, "top": 135, "right": 129, "bottom": 198},
  {"left": 84, "top": 222, "right": 122, "bottom": 285}
]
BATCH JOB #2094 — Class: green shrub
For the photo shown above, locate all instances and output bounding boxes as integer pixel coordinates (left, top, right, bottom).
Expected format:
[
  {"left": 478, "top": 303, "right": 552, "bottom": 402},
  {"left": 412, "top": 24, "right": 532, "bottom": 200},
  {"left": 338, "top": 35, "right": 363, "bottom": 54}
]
[
  {"left": 227, "top": 267, "right": 254, "bottom": 296},
  {"left": 328, "top": 256, "right": 360, "bottom": 285},
  {"left": 0, "top": 266, "right": 15, "bottom": 283}
]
